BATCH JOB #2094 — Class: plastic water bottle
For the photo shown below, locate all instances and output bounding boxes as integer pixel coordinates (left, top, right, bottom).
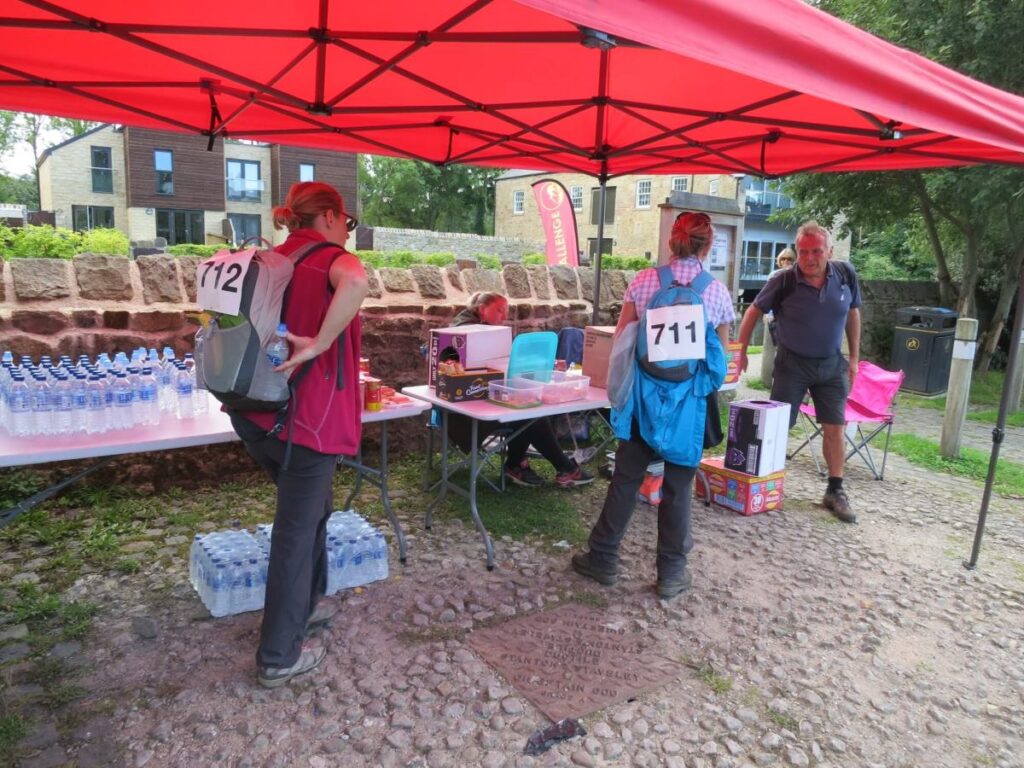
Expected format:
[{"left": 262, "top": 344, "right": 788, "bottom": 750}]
[
  {"left": 8, "top": 375, "right": 32, "bottom": 437},
  {"left": 69, "top": 373, "right": 88, "bottom": 433},
  {"left": 30, "top": 374, "right": 52, "bottom": 436},
  {"left": 175, "top": 363, "right": 194, "bottom": 419},
  {"left": 137, "top": 367, "right": 160, "bottom": 426},
  {"left": 51, "top": 373, "right": 74, "bottom": 435},
  {"left": 266, "top": 323, "right": 290, "bottom": 367},
  {"left": 112, "top": 372, "right": 134, "bottom": 429},
  {"left": 85, "top": 375, "right": 106, "bottom": 434}
]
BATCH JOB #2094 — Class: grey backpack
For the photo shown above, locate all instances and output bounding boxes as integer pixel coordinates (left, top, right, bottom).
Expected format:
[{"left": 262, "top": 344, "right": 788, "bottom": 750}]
[{"left": 195, "top": 240, "right": 335, "bottom": 412}]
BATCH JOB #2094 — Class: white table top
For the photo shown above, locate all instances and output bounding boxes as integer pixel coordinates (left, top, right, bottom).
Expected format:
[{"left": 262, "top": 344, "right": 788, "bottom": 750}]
[
  {"left": 0, "top": 394, "right": 432, "bottom": 468},
  {"left": 402, "top": 384, "right": 611, "bottom": 423}
]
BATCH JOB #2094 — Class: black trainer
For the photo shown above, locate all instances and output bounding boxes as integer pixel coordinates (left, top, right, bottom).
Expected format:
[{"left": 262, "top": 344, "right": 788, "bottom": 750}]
[{"left": 656, "top": 568, "right": 693, "bottom": 600}]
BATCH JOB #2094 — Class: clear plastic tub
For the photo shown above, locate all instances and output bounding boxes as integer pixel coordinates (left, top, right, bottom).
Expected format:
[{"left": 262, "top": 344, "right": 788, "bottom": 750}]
[
  {"left": 518, "top": 370, "right": 591, "bottom": 404},
  {"left": 488, "top": 377, "right": 544, "bottom": 408}
]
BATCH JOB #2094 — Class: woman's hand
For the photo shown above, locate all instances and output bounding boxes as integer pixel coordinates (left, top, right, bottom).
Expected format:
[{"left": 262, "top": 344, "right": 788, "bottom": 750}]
[{"left": 274, "top": 332, "right": 324, "bottom": 374}]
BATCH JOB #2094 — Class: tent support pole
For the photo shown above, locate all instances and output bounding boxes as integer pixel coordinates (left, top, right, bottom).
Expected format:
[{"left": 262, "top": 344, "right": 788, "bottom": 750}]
[
  {"left": 591, "top": 172, "right": 608, "bottom": 325},
  {"left": 965, "top": 265, "right": 1024, "bottom": 569}
]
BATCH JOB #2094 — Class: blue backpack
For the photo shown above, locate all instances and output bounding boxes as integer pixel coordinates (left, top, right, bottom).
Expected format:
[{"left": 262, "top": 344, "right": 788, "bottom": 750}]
[{"left": 635, "top": 264, "right": 714, "bottom": 382}]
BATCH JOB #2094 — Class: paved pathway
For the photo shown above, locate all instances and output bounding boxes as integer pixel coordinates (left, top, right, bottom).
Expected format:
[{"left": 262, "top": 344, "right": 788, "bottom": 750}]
[{"left": 2, "top": 361, "right": 1023, "bottom": 768}]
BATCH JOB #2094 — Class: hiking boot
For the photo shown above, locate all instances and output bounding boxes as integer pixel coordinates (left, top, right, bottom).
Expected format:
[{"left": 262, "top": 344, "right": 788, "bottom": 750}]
[
  {"left": 656, "top": 568, "right": 693, "bottom": 600},
  {"left": 571, "top": 551, "right": 618, "bottom": 586},
  {"left": 555, "top": 465, "right": 595, "bottom": 488},
  {"left": 257, "top": 644, "right": 327, "bottom": 689},
  {"left": 505, "top": 461, "right": 545, "bottom": 487},
  {"left": 305, "top": 602, "right": 338, "bottom": 635},
  {"left": 823, "top": 487, "right": 856, "bottom": 523}
]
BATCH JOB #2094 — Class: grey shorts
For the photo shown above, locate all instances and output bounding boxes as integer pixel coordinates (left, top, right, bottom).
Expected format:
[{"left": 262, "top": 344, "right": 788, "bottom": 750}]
[{"left": 770, "top": 346, "right": 849, "bottom": 427}]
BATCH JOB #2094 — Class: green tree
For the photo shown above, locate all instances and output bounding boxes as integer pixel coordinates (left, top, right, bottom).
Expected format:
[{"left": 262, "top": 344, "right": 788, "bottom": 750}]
[
  {"left": 783, "top": 0, "right": 1024, "bottom": 371},
  {"left": 0, "top": 173, "right": 38, "bottom": 208},
  {"left": 358, "top": 155, "right": 502, "bottom": 235}
]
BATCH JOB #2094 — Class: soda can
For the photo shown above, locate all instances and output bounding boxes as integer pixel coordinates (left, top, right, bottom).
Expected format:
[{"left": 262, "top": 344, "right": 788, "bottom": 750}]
[
  {"left": 359, "top": 357, "right": 371, "bottom": 375},
  {"left": 364, "top": 377, "right": 382, "bottom": 411}
]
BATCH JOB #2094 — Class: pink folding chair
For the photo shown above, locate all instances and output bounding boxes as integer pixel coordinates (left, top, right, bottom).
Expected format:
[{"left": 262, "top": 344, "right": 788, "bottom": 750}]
[{"left": 788, "top": 360, "right": 905, "bottom": 480}]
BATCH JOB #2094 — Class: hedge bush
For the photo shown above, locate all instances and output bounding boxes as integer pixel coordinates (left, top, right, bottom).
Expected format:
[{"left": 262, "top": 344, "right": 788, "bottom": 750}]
[
  {"left": 2, "top": 224, "right": 81, "bottom": 259},
  {"left": 167, "top": 244, "right": 222, "bottom": 257},
  {"left": 521, "top": 253, "right": 546, "bottom": 265},
  {"left": 79, "top": 228, "right": 129, "bottom": 257}
]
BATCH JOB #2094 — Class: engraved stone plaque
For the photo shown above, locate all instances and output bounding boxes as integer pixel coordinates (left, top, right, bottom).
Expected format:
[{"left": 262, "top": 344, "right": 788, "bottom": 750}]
[{"left": 467, "top": 603, "right": 683, "bottom": 721}]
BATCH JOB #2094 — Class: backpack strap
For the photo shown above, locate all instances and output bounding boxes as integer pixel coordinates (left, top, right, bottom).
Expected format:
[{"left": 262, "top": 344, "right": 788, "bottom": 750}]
[
  {"left": 689, "top": 270, "right": 713, "bottom": 295},
  {"left": 656, "top": 264, "right": 674, "bottom": 290},
  {"left": 272, "top": 240, "right": 344, "bottom": 468}
]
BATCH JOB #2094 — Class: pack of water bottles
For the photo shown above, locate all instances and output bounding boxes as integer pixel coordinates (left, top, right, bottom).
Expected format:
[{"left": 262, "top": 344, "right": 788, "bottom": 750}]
[
  {"left": 191, "top": 510, "right": 389, "bottom": 618},
  {"left": 0, "top": 347, "right": 209, "bottom": 438}
]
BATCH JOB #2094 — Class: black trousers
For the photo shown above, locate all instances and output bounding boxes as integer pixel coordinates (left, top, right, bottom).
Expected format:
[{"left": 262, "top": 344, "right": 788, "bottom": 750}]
[
  {"left": 588, "top": 436, "right": 696, "bottom": 581},
  {"left": 447, "top": 413, "right": 575, "bottom": 473},
  {"left": 231, "top": 415, "right": 337, "bottom": 669}
]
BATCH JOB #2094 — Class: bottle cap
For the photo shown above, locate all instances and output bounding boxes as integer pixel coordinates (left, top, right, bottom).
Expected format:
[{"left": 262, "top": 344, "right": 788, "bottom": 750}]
[{"left": 277, "top": 323, "right": 288, "bottom": 335}]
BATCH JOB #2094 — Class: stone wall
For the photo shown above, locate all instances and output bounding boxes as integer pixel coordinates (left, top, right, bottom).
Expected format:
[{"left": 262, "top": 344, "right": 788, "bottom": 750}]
[
  {"left": 369, "top": 227, "right": 544, "bottom": 261},
  {"left": 0, "top": 254, "right": 937, "bottom": 379}
]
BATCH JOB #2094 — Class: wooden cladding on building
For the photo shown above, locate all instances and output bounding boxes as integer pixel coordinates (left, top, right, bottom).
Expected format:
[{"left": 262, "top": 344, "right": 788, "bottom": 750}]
[
  {"left": 124, "top": 127, "right": 225, "bottom": 210},
  {"left": 271, "top": 146, "right": 358, "bottom": 213}
]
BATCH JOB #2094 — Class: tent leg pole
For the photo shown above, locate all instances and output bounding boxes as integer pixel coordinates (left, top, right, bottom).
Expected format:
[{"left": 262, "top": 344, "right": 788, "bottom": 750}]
[
  {"left": 965, "top": 266, "right": 1024, "bottom": 569},
  {"left": 591, "top": 177, "right": 607, "bottom": 326}
]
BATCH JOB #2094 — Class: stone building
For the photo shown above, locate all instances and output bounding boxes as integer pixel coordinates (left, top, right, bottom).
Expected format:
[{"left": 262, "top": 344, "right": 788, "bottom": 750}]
[
  {"left": 494, "top": 170, "right": 818, "bottom": 298},
  {"left": 38, "top": 125, "right": 357, "bottom": 249}
]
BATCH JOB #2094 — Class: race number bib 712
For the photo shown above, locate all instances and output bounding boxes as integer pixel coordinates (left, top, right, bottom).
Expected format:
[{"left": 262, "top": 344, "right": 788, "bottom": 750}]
[
  {"left": 645, "top": 304, "right": 706, "bottom": 363},
  {"left": 196, "top": 248, "right": 255, "bottom": 315}
]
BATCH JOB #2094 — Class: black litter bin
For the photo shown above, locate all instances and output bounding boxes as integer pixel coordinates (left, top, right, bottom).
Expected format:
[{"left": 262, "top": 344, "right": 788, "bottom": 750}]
[{"left": 890, "top": 306, "right": 958, "bottom": 395}]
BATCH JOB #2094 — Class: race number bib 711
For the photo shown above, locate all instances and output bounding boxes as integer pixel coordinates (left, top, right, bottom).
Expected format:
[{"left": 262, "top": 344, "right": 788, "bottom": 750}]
[
  {"left": 196, "top": 248, "right": 255, "bottom": 315},
  {"left": 645, "top": 304, "right": 706, "bottom": 363}
]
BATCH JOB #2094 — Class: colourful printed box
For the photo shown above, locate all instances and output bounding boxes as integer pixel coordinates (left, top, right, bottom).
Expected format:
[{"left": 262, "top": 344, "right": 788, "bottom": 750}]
[
  {"left": 428, "top": 324, "right": 511, "bottom": 386},
  {"left": 696, "top": 457, "right": 785, "bottom": 516}
]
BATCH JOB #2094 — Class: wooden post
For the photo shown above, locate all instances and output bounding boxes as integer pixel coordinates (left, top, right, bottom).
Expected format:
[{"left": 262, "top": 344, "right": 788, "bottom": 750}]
[
  {"left": 1009, "top": 324, "right": 1024, "bottom": 412},
  {"left": 760, "top": 316, "right": 776, "bottom": 386},
  {"left": 940, "top": 317, "right": 978, "bottom": 458}
]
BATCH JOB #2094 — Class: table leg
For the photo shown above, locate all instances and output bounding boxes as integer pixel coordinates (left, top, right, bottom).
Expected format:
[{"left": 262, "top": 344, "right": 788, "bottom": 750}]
[
  {"left": 342, "top": 447, "right": 365, "bottom": 509},
  {"left": 467, "top": 418, "right": 496, "bottom": 571},
  {"left": 375, "top": 422, "right": 407, "bottom": 563},
  {"left": 0, "top": 456, "right": 114, "bottom": 529},
  {"left": 424, "top": 409, "right": 449, "bottom": 530}
]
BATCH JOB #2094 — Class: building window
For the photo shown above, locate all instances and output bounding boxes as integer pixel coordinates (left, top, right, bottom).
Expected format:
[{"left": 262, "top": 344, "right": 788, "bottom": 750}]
[
  {"left": 635, "top": 179, "right": 652, "bottom": 209},
  {"left": 226, "top": 159, "right": 262, "bottom": 202},
  {"left": 587, "top": 236, "right": 613, "bottom": 261},
  {"left": 90, "top": 147, "right": 112, "bottom": 194},
  {"left": 569, "top": 185, "right": 583, "bottom": 212},
  {"left": 156, "top": 209, "right": 204, "bottom": 245},
  {"left": 671, "top": 176, "right": 689, "bottom": 194},
  {"left": 741, "top": 239, "right": 791, "bottom": 280},
  {"left": 513, "top": 189, "right": 525, "bottom": 214},
  {"left": 590, "top": 186, "right": 617, "bottom": 225},
  {"left": 708, "top": 178, "right": 720, "bottom": 196},
  {"left": 71, "top": 205, "right": 114, "bottom": 232},
  {"left": 154, "top": 149, "right": 174, "bottom": 195},
  {"left": 228, "top": 213, "right": 262, "bottom": 247},
  {"left": 299, "top": 163, "right": 315, "bottom": 182}
]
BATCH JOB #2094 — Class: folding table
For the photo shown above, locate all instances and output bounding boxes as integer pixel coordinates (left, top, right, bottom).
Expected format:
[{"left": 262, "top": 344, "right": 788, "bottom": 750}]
[
  {"left": 0, "top": 394, "right": 430, "bottom": 563},
  {"left": 403, "top": 384, "right": 611, "bottom": 570}
]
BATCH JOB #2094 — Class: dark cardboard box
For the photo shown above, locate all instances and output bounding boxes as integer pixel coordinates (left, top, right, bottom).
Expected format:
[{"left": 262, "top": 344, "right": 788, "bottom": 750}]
[{"left": 435, "top": 368, "right": 504, "bottom": 402}]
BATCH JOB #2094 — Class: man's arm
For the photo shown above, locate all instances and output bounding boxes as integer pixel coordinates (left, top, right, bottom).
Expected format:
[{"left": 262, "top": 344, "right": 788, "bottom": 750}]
[
  {"left": 845, "top": 306, "right": 861, "bottom": 387},
  {"left": 735, "top": 303, "right": 764, "bottom": 374}
]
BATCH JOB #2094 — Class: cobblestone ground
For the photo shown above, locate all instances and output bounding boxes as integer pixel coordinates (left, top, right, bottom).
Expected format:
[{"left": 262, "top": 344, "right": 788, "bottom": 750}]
[{"left": 5, "top": 434, "right": 1023, "bottom": 768}]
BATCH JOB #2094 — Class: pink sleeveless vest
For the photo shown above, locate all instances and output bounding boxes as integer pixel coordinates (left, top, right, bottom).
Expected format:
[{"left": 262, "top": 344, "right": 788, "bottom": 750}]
[{"left": 242, "top": 229, "right": 362, "bottom": 456}]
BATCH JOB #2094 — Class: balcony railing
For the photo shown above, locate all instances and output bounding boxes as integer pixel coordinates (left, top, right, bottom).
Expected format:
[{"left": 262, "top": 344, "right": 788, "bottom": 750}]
[{"left": 745, "top": 189, "right": 794, "bottom": 217}]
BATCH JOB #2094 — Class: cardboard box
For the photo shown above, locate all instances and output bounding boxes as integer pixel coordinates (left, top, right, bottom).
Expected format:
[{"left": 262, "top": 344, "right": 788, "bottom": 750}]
[
  {"left": 725, "top": 399, "right": 791, "bottom": 476},
  {"left": 696, "top": 457, "right": 785, "bottom": 516},
  {"left": 721, "top": 341, "right": 743, "bottom": 390},
  {"left": 428, "top": 324, "right": 511, "bottom": 386},
  {"left": 582, "top": 325, "right": 616, "bottom": 389},
  {"left": 435, "top": 368, "right": 504, "bottom": 402}
]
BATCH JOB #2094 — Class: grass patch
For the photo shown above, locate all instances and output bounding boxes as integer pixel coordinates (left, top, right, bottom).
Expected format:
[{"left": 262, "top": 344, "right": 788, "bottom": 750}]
[
  {"left": 967, "top": 409, "right": 1024, "bottom": 427},
  {"left": 0, "top": 714, "right": 28, "bottom": 756},
  {"left": 745, "top": 377, "right": 770, "bottom": 391},
  {"left": 889, "top": 433, "right": 1024, "bottom": 498},
  {"left": 899, "top": 369, "right": 1018, "bottom": 414},
  {"left": 683, "top": 658, "right": 732, "bottom": 694},
  {"left": 565, "top": 589, "right": 609, "bottom": 609},
  {"left": 767, "top": 708, "right": 798, "bottom": 730},
  {"left": 746, "top": 345, "right": 763, "bottom": 355}
]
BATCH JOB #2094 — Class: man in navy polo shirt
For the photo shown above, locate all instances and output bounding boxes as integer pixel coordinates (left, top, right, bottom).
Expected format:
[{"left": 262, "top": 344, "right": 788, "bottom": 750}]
[{"left": 736, "top": 221, "right": 861, "bottom": 523}]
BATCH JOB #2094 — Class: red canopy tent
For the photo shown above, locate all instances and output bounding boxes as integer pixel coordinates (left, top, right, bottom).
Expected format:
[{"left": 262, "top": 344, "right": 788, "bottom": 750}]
[{"left": 2, "top": 0, "right": 1023, "bottom": 560}]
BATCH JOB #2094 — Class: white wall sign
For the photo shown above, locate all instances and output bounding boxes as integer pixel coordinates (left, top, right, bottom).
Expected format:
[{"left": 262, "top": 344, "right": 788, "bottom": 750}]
[{"left": 708, "top": 231, "right": 729, "bottom": 269}]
